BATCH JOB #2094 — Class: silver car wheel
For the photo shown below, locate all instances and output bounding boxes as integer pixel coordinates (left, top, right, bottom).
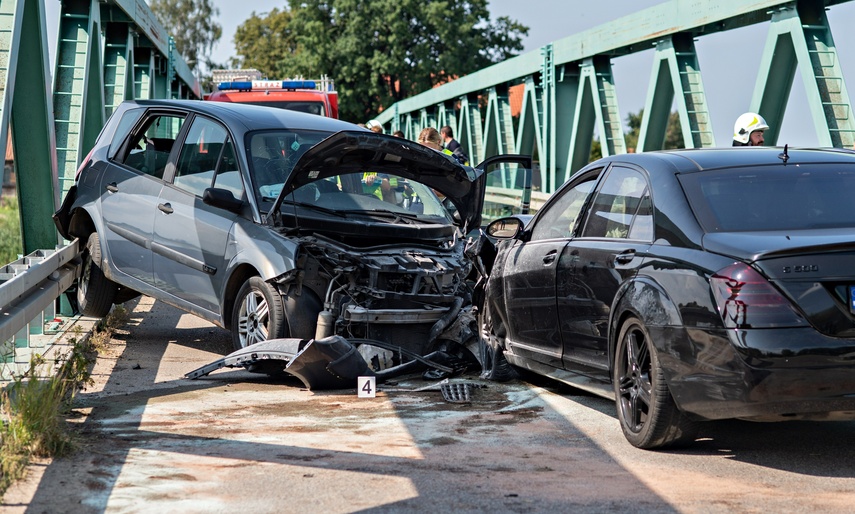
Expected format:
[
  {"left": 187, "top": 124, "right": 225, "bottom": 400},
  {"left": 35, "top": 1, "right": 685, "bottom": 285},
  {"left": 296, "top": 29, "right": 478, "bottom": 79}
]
[
  {"left": 238, "top": 290, "right": 270, "bottom": 347},
  {"left": 232, "top": 276, "right": 287, "bottom": 350}
]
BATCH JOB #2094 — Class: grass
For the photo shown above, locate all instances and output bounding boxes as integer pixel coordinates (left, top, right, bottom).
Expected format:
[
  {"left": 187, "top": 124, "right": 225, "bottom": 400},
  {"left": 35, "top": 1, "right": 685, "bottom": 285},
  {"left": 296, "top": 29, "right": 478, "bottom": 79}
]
[
  {"left": 0, "top": 305, "right": 129, "bottom": 497},
  {"left": 0, "top": 196, "right": 22, "bottom": 266}
]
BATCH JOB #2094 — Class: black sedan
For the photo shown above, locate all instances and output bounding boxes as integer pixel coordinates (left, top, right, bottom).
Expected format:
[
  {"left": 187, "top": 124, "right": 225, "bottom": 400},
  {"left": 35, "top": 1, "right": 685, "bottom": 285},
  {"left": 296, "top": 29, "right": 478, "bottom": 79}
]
[{"left": 480, "top": 147, "right": 855, "bottom": 449}]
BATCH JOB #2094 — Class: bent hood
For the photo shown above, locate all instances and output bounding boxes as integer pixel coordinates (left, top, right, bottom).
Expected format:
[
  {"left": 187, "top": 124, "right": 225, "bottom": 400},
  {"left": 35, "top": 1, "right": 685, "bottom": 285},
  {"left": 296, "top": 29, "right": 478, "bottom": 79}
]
[{"left": 274, "top": 130, "right": 486, "bottom": 228}]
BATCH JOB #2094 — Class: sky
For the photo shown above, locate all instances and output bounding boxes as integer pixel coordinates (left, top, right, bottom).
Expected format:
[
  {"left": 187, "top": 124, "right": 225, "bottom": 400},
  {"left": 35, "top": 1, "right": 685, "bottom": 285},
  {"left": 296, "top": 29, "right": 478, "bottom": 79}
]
[{"left": 44, "top": 1, "right": 855, "bottom": 146}]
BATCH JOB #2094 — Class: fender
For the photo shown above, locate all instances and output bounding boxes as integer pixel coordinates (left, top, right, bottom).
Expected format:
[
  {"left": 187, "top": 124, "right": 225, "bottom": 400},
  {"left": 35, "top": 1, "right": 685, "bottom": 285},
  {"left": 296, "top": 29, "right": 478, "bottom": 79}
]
[{"left": 608, "top": 276, "right": 682, "bottom": 370}]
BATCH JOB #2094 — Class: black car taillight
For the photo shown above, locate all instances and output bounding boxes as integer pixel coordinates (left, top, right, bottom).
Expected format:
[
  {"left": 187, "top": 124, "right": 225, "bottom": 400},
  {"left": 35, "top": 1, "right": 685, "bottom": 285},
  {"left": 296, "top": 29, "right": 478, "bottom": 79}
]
[{"left": 710, "top": 263, "right": 807, "bottom": 329}]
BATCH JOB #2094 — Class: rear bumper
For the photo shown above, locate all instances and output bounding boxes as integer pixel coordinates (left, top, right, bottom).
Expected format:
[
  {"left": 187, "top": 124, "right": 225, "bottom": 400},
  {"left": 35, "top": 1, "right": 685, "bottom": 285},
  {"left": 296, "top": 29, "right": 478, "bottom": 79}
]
[{"left": 652, "top": 325, "right": 855, "bottom": 421}]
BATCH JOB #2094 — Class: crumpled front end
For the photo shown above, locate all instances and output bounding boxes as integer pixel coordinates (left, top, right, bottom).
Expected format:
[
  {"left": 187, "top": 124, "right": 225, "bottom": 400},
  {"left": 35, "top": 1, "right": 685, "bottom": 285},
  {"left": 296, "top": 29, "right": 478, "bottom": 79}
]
[{"left": 289, "top": 234, "right": 478, "bottom": 359}]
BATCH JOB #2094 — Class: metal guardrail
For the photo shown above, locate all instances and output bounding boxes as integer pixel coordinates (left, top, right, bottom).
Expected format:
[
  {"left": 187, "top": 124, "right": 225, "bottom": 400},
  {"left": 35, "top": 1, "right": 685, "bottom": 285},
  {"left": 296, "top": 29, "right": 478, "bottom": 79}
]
[{"left": 0, "top": 240, "right": 80, "bottom": 378}]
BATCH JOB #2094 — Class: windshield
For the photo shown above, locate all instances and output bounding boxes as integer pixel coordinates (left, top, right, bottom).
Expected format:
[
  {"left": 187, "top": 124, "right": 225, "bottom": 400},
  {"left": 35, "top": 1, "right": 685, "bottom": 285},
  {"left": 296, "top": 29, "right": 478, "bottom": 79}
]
[
  {"left": 249, "top": 129, "right": 331, "bottom": 205},
  {"left": 271, "top": 172, "right": 453, "bottom": 224},
  {"left": 679, "top": 164, "right": 855, "bottom": 232}
]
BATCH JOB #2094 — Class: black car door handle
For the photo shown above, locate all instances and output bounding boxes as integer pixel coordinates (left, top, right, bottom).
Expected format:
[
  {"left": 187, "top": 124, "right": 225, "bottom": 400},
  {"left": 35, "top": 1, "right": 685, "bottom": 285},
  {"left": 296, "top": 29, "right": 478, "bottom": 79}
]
[
  {"left": 105, "top": 182, "right": 118, "bottom": 193},
  {"left": 543, "top": 249, "right": 558, "bottom": 265},
  {"left": 158, "top": 203, "right": 174, "bottom": 214},
  {"left": 614, "top": 249, "right": 636, "bottom": 265}
]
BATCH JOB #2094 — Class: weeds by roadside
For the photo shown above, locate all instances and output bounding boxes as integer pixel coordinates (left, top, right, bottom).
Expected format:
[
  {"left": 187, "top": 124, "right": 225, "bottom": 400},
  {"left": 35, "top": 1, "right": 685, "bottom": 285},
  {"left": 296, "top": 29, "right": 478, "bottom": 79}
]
[
  {"left": 0, "top": 197, "right": 22, "bottom": 266},
  {"left": 0, "top": 305, "right": 128, "bottom": 496}
]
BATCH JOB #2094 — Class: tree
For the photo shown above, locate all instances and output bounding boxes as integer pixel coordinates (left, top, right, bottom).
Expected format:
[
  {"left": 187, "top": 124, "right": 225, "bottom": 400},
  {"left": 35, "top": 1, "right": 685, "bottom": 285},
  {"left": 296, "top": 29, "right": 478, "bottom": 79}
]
[
  {"left": 232, "top": 9, "right": 297, "bottom": 74},
  {"left": 150, "top": 0, "right": 222, "bottom": 73},
  {"left": 624, "top": 109, "right": 684, "bottom": 152},
  {"left": 590, "top": 109, "right": 684, "bottom": 162},
  {"left": 233, "top": 0, "right": 528, "bottom": 122}
]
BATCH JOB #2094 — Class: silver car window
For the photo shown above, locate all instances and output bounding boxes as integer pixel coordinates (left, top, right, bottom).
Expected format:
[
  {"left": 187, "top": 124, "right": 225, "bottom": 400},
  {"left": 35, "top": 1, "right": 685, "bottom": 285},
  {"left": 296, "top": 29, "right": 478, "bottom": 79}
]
[
  {"left": 121, "top": 114, "right": 186, "bottom": 179},
  {"left": 174, "top": 117, "right": 230, "bottom": 197}
]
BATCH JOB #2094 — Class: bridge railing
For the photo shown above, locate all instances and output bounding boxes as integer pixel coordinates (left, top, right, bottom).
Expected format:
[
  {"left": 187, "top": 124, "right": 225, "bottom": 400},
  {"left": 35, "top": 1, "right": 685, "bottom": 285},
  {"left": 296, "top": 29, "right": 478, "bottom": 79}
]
[{"left": 0, "top": 241, "right": 80, "bottom": 381}]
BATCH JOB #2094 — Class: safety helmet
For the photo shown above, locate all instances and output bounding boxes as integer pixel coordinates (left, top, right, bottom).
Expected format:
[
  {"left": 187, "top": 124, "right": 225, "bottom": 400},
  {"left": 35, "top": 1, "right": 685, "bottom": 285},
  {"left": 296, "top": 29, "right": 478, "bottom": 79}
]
[
  {"left": 733, "top": 112, "right": 769, "bottom": 144},
  {"left": 365, "top": 119, "right": 382, "bottom": 132}
]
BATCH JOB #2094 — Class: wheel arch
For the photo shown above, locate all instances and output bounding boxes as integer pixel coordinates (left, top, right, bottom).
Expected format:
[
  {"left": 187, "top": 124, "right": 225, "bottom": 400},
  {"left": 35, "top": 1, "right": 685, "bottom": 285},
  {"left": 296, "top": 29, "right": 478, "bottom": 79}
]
[
  {"left": 67, "top": 207, "right": 97, "bottom": 245},
  {"left": 221, "top": 263, "right": 258, "bottom": 331},
  {"left": 608, "top": 276, "right": 682, "bottom": 375}
]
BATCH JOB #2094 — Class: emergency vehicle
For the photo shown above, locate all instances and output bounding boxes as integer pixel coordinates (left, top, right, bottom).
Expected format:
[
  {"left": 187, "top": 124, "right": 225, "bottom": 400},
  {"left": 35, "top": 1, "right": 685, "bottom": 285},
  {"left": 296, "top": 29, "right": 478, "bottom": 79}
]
[{"left": 206, "top": 69, "right": 339, "bottom": 119}]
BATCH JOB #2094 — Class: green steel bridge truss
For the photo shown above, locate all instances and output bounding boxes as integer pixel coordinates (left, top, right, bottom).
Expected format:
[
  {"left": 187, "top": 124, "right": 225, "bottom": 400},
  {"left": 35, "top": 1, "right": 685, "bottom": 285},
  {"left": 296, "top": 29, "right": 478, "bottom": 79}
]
[
  {"left": 1, "top": 0, "right": 855, "bottom": 251},
  {"left": 0, "top": 0, "right": 199, "bottom": 253},
  {"left": 375, "top": 0, "right": 855, "bottom": 194}
]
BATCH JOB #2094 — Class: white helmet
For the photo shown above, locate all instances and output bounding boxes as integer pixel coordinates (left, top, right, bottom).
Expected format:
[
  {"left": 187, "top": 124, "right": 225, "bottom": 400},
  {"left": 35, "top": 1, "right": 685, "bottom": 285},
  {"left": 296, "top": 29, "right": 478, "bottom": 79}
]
[
  {"left": 365, "top": 119, "right": 382, "bottom": 132},
  {"left": 733, "top": 112, "right": 769, "bottom": 144}
]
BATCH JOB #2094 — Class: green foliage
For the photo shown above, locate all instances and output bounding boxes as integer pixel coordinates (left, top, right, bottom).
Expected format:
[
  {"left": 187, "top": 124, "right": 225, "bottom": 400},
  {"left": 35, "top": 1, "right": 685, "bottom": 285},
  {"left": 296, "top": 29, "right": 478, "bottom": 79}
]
[
  {"left": 150, "top": 0, "right": 222, "bottom": 73},
  {"left": 0, "top": 306, "right": 127, "bottom": 496},
  {"left": 232, "top": 0, "right": 529, "bottom": 122},
  {"left": 0, "top": 338, "right": 93, "bottom": 495},
  {"left": 0, "top": 196, "right": 22, "bottom": 266},
  {"left": 233, "top": 9, "right": 297, "bottom": 76},
  {"left": 624, "top": 109, "right": 684, "bottom": 152},
  {"left": 590, "top": 109, "right": 684, "bottom": 162}
]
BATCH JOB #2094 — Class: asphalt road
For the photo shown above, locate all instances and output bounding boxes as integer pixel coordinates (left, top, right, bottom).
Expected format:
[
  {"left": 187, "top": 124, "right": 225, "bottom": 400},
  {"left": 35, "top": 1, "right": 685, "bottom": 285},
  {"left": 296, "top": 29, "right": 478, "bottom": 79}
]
[{"left": 5, "top": 297, "right": 855, "bottom": 513}]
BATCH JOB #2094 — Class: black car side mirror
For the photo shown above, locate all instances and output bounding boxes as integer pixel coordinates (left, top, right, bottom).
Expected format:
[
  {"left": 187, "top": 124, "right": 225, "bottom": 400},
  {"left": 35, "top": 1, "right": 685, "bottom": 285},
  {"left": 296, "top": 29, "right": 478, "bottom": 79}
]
[
  {"left": 486, "top": 217, "right": 523, "bottom": 239},
  {"left": 203, "top": 187, "right": 244, "bottom": 214}
]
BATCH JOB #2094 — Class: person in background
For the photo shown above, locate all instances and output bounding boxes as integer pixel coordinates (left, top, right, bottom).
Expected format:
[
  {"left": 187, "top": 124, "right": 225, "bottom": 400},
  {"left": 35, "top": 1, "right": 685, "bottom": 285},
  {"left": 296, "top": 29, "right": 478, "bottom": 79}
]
[
  {"left": 417, "top": 127, "right": 444, "bottom": 151},
  {"left": 732, "top": 112, "right": 769, "bottom": 146},
  {"left": 440, "top": 126, "right": 460, "bottom": 153},
  {"left": 366, "top": 119, "right": 383, "bottom": 134},
  {"left": 392, "top": 130, "right": 405, "bottom": 138},
  {"left": 440, "top": 125, "right": 469, "bottom": 164}
]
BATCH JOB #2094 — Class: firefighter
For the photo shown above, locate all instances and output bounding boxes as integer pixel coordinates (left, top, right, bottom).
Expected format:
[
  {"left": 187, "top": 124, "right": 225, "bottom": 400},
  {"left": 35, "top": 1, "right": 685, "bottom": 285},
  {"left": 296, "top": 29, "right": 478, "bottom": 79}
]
[{"left": 732, "top": 112, "right": 769, "bottom": 146}]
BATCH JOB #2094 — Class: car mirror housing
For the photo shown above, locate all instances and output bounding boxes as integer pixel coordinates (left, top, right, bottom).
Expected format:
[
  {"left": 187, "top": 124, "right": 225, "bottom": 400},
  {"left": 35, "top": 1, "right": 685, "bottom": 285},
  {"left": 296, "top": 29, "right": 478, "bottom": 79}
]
[
  {"left": 486, "top": 217, "right": 523, "bottom": 239},
  {"left": 203, "top": 187, "right": 244, "bottom": 213}
]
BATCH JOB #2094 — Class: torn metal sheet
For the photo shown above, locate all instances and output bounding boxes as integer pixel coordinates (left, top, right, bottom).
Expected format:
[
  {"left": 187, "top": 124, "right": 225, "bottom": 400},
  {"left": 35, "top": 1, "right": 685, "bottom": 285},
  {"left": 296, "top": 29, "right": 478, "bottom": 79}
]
[{"left": 185, "top": 338, "right": 306, "bottom": 379}]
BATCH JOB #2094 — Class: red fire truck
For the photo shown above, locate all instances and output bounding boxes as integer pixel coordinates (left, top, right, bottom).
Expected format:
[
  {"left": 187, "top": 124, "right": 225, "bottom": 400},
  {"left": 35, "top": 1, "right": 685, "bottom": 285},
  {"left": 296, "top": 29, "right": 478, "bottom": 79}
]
[{"left": 205, "top": 69, "right": 339, "bottom": 119}]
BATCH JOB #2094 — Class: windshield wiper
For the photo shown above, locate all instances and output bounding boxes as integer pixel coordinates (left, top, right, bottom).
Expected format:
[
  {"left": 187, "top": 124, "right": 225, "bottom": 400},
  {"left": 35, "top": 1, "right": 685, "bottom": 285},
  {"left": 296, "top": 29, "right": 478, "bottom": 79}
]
[
  {"left": 339, "top": 209, "right": 441, "bottom": 224},
  {"left": 281, "top": 199, "right": 347, "bottom": 218}
]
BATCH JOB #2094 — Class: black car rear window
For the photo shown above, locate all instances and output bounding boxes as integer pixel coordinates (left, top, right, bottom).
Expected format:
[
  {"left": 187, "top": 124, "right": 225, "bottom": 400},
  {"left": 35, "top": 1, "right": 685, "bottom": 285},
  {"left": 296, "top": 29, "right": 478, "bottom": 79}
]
[{"left": 679, "top": 164, "right": 855, "bottom": 232}]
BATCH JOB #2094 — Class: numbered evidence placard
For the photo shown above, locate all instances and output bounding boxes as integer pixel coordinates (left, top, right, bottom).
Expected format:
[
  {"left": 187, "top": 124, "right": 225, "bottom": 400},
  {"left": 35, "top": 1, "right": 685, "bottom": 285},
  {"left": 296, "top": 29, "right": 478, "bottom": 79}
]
[{"left": 357, "top": 376, "right": 376, "bottom": 398}]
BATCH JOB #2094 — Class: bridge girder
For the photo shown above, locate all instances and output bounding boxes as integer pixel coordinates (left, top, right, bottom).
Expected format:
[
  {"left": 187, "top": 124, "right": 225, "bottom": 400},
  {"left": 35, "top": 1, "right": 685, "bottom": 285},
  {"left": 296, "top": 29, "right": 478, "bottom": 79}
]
[
  {"left": 375, "top": 0, "right": 855, "bottom": 193},
  {"left": 0, "top": 0, "right": 200, "bottom": 253}
]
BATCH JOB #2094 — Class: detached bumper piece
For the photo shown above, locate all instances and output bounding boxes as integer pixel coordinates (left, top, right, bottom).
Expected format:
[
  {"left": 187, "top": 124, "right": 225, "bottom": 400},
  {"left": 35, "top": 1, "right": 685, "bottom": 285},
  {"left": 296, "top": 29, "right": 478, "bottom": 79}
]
[
  {"left": 185, "top": 338, "right": 307, "bottom": 379},
  {"left": 285, "top": 335, "right": 373, "bottom": 390},
  {"left": 185, "top": 335, "right": 470, "bottom": 391}
]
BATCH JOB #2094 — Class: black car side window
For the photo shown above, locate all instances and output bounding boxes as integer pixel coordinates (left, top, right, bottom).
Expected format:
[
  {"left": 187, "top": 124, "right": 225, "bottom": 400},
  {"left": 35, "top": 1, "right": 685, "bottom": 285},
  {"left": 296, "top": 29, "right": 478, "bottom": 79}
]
[
  {"left": 120, "top": 114, "right": 186, "bottom": 179},
  {"left": 530, "top": 176, "right": 597, "bottom": 241},
  {"left": 582, "top": 167, "right": 648, "bottom": 239}
]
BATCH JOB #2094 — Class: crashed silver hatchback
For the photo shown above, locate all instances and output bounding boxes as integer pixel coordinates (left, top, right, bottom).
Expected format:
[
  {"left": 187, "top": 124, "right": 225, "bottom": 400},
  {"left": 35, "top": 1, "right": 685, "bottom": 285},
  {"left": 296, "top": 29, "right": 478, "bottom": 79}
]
[{"left": 54, "top": 99, "right": 529, "bottom": 379}]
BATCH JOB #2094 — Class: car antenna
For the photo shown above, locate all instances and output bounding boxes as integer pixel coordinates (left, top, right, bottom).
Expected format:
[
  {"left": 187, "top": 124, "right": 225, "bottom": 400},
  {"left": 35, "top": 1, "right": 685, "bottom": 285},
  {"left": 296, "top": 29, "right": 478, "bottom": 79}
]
[{"left": 778, "top": 144, "right": 789, "bottom": 164}]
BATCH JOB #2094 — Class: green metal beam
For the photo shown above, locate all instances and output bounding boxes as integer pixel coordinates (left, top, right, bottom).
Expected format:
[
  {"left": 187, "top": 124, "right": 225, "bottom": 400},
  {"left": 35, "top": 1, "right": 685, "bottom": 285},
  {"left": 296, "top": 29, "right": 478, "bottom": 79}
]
[
  {"left": 4, "top": 0, "right": 59, "bottom": 252},
  {"left": 639, "top": 34, "right": 715, "bottom": 151},
  {"left": 751, "top": 2, "right": 855, "bottom": 147},
  {"left": 52, "top": 0, "right": 104, "bottom": 202},
  {"left": 482, "top": 86, "right": 515, "bottom": 160},
  {"left": 103, "top": 22, "right": 134, "bottom": 117},
  {"left": 374, "top": 0, "right": 855, "bottom": 193}
]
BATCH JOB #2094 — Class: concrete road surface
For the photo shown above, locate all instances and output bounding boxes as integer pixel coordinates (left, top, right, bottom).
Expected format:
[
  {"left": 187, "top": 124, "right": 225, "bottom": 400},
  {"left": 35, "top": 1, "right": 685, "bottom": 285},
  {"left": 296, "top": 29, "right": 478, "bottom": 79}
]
[{"left": 5, "top": 297, "right": 855, "bottom": 513}]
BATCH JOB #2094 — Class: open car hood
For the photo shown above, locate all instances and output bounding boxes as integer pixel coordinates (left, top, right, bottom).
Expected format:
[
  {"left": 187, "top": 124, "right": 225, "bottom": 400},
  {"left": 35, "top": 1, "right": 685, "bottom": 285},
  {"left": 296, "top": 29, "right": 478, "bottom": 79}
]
[{"left": 273, "top": 130, "right": 486, "bottom": 229}]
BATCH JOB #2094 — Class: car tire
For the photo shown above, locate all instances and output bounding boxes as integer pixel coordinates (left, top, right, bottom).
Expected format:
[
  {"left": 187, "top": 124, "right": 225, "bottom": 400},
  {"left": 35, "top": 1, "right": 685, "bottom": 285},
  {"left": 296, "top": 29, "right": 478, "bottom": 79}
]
[
  {"left": 77, "top": 232, "right": 118, "bottom": 317},
  {"left": 478, "top": 302, "right": 519, "bottom": 382},
  {"left": 613, "top": 316, "right": 699, "bottom": 449},
  {"left": 231, "top": 276, "right": 287, "bottom": 351}
]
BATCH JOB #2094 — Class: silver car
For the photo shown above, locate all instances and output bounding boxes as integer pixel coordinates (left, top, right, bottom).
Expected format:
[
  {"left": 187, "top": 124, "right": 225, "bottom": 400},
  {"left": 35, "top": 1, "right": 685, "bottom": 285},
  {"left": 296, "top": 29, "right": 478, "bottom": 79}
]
[{"left": 54, "top": 99, "right": 529, "bottom": 362}]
